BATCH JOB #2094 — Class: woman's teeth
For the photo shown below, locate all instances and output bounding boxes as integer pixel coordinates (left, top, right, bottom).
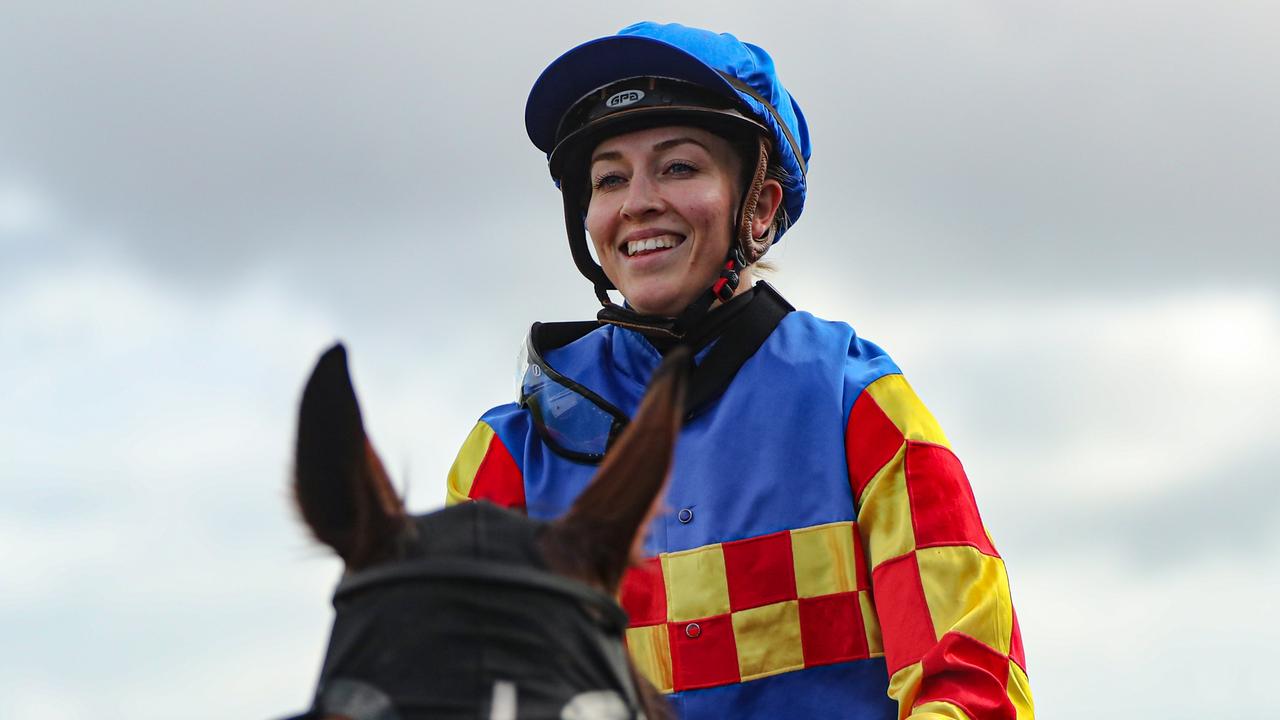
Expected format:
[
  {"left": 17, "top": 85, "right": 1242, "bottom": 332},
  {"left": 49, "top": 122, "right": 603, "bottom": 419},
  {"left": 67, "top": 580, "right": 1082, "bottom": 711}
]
[{"left": 627, "top": 236, "right": 680, "bottom": 257}]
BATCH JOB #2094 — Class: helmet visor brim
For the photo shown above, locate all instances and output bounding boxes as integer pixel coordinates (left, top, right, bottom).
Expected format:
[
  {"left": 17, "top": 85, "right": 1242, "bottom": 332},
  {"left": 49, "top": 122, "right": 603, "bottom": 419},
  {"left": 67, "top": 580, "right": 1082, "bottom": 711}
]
[
  {"left": 526, "top": 34, "right": 744, "bottom": 156},
  {"left": 548, "top": 103, "right": 768, "bottom": 184}
]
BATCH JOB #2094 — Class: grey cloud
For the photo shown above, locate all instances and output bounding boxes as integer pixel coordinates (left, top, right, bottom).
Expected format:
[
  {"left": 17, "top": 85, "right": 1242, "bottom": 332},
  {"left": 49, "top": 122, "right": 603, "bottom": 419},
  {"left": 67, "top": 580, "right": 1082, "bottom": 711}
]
[
  {"left": 1, "top": 3, "right": 546, "bottom": 279},
  {"left": 3, "top": 2, "right": 1277, "bottom": 304},
  {"left": 997, "top": 443, "right": 1280, "bottom": 570},
  {"left": 775, "top": 3, "right": 1280, "bottom": 295}
]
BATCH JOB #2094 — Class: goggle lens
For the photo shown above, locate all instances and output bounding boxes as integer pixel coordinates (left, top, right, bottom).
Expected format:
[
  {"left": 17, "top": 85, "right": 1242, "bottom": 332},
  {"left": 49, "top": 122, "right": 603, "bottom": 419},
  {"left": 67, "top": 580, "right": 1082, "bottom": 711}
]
[{"left": 522, "top": 363, "right": 618, "bottom": 460}]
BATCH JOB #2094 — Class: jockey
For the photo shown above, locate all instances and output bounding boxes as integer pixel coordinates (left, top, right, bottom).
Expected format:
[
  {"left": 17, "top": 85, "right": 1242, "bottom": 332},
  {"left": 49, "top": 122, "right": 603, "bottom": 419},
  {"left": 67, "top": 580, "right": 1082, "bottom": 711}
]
[{"left": 448, "top": 21, "right": 1035, "bottom": 719}]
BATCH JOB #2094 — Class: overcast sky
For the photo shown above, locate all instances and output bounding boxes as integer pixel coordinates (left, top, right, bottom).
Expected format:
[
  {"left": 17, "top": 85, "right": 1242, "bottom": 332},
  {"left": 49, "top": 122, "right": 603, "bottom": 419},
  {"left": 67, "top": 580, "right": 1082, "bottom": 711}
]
[{"left": 2, "top": 2, "right": 1277, "bottom": 718}]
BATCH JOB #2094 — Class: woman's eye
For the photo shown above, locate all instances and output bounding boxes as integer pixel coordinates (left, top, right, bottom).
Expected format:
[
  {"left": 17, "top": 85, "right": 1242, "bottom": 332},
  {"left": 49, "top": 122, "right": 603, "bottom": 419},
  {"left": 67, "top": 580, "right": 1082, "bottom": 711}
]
[
  {"left": 592, "top": 172, "right": 625, "bottom": 190},
  {"left": 665, "top": 161, "right": 697, "bottom": 176}
]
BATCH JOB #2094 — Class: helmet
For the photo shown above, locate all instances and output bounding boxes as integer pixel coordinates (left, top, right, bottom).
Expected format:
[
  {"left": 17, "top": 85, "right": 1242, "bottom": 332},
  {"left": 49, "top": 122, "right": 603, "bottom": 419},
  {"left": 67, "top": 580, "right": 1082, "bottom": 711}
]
[{"left": 525, "top": 22, "right": 811, "bottom": 328}]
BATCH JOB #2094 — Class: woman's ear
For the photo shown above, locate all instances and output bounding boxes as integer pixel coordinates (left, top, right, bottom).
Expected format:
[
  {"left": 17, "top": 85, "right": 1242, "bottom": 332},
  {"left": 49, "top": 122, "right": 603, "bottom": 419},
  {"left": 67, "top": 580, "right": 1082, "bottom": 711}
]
[{"left": 751, "top": 179, "right": 784, "bottom": 239}]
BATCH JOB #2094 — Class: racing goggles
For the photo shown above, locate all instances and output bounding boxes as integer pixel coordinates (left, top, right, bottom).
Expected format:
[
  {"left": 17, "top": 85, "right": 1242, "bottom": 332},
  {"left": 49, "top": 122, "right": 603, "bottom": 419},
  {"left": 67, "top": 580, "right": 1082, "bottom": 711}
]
[{"left": 520, "top": 321, "right": 628, "bottom": 464}]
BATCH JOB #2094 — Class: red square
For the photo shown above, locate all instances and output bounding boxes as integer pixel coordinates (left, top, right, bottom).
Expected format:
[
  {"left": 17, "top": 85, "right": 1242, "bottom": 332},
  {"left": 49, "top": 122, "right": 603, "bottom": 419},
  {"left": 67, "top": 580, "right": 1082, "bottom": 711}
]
[
  {"left": 905, "top": 442, "right": 997, "bottom": 556},
  {"left": 723, "top": 531, "right": 797, "bottom": 611},
  {"left": 798, "top": 593, "right": 868, "bottom": 666},
  {"left": 846, "top": 390, "right": 905, "bottom": 503},
  {"left": 669, "top": 614, "right": 741, "bottom": 691},
  {"left": 469, "top": 437, "right": 525, "bottom": 509},
  {"left": 1009, "top": 608, "right": 1026, "bottom": 672},
  {"left": 620, "top": 557, "right": 667, "bottom": 627},
  {"left": 871, "top": 552, "right": 937, "bottom": 674},
  {"left": 917, "top": 631, "right": 1015, "bottom": 720}
]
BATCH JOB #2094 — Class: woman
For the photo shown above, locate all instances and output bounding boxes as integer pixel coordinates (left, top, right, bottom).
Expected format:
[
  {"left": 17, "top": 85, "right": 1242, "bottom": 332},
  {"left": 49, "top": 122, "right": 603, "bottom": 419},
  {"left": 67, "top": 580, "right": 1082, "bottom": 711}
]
[{"left": 448, "top": 22, "right": 1034, "bottom": 719}]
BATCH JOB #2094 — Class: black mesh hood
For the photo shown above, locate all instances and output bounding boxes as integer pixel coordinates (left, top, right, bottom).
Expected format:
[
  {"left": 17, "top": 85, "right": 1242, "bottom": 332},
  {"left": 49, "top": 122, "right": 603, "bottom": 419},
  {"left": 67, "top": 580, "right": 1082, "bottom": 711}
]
[{"left": 287, "top": 503, "right": 641, "bottom": 720}]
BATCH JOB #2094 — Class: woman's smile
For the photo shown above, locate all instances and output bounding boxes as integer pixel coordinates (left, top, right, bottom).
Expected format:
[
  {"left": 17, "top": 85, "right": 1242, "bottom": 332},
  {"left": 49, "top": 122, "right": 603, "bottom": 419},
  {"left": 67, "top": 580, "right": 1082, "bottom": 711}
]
[{"left": 623, "top": 232, "right": 684, "bottom": 258}]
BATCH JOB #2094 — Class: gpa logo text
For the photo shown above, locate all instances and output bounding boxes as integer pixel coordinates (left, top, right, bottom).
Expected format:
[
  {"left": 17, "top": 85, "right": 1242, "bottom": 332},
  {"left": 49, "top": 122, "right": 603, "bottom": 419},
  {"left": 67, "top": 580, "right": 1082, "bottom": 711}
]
[{"left": 606, "top": 90, "right": 645, "bottom": 108}]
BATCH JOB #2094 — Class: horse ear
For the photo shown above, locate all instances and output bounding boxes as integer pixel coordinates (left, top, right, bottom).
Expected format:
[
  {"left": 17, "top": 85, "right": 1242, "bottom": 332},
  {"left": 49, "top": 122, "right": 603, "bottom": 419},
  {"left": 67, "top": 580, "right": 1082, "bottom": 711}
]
[
  {"left": 543, "top": 347, "right": 690, "bottom": 592},
  {"left": 294, "top": 343, "right": 406, "bottom": 570}
]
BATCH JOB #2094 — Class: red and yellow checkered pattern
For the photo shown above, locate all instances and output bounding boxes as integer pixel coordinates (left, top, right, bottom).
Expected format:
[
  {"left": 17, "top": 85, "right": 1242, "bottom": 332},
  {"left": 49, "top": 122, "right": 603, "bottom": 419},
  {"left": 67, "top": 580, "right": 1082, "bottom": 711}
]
[
  {"left": 448, "top": 374, "right": 1034, "bottom": 718},
  {"left": 847, "top": 374, "right": 1033, "bottom": 719},
  {"left": 619, "top": 520, "right": 879, "bottom": 693}
]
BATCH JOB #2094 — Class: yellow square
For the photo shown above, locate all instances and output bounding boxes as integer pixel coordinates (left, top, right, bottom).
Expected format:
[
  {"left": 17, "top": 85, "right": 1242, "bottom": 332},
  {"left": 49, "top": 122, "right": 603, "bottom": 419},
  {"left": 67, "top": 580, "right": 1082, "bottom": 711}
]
[
  {"left": 917, "top": 545, "right": 1012, "bottom": 653},
  {"left": 1009, "top": 660, "right": 1035, "bottom": 719},
  {"left": 660, "top": 544, "right": 730, "bottom": 622},
  {"left": 625, "top": 625, "right": 673, "bottom": 694},
  {"left": 858, "top": 591, "right": 883, "bottom": 657},
  {"left": 865, "top": 374, "right": 950, "bottom": 448},
  {"left": 791, "top": 521, "right": 858, "bottom": 598},
  {"left": 888, "top": 661, "right": 924, "bottom": 712},
  {"left": 731, "top": 600, "right": 804, "bottom": 681},
  {"left": 445, "top": 422, "right": 496, "bottom": 505},
  {"left": 856, "top": 445, "right": 917, "bottom": 570}
]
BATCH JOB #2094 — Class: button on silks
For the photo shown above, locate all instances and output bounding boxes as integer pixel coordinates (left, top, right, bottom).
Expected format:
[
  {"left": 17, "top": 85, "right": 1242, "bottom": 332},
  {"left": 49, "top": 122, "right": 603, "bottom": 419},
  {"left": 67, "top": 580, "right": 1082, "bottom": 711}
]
[
  {"left": 677, "top": 508, "right": 693, "bottom": 524},
  {"left": 684, "top": 622, "right": 701, "bottom": 639}
]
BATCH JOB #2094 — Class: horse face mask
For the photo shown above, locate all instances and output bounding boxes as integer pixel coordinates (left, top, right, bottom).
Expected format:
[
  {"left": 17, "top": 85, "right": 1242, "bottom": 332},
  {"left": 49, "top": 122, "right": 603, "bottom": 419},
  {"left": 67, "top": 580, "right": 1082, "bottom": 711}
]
[{"left": 283, "top": 344, "right": 687, "bottom": 720}]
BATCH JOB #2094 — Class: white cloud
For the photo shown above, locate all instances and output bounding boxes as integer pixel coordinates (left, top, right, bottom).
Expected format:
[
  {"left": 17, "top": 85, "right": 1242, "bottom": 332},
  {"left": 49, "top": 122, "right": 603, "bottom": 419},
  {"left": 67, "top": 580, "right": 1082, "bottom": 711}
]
[
  {"left": 1017, "top": 530, "right": 1280, "bottom": 716},
  {"left": 0, "top": 180, "right": 53, "bottom": 238},
  {"left": 794, "top": 281, "right": 1280, "bottom": 505},
  {"left": 0, "top": 679, "right": 91, "bottom": 720},
  {"left": 0, "top": 258, "right": 348, "bottom": 717},
  {"left": 0, "top": 247, "right": 545, "bottom": 718}
]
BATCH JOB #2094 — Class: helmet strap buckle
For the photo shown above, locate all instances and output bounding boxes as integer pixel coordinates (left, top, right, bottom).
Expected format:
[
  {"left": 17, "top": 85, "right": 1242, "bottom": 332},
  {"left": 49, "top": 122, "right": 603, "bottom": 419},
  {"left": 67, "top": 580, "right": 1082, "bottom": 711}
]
[{"left": 711, "top": 246, "right": 747, "bottom": 303}]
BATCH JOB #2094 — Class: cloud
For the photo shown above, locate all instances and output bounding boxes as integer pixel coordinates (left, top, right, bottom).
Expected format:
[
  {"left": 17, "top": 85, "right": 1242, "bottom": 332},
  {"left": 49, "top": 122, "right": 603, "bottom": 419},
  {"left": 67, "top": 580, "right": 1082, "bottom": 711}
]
[
  {"left": 0, "top": 180, "right": 54, "bottom": 238},
  {"left": 2, "top": 2, "right": 1276, "bottom": 295},
  {"left": 789, "top": 278, "right": 1280, "bottom": 570},
  {"left": 1016, "top": 532, "right": 1280, "bottom": 716},
  {"left": 0, "top": 257, "right": 344, "bottom": 716},
  {"left": 793, "top": 2, "right": 1280, "bottom": 292},
  {"left": 0, "top": 248, "right": 526, "bottom": 718},
  {"left": 2, "top": 3, "right": 1277, "bottom": 718}
]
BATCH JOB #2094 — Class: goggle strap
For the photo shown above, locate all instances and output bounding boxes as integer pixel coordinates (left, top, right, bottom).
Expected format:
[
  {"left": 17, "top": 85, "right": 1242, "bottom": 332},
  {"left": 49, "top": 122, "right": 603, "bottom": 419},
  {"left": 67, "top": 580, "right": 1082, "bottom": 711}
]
[{"left": 596, "top": 305, "right": 685, "bottom": 340}]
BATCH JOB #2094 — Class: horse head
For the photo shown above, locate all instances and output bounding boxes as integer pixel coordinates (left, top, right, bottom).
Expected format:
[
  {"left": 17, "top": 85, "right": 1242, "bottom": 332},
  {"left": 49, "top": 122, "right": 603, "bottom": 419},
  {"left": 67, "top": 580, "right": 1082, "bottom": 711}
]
[{"left": 285, "top": 344, "right": 685, "bottom": 720}]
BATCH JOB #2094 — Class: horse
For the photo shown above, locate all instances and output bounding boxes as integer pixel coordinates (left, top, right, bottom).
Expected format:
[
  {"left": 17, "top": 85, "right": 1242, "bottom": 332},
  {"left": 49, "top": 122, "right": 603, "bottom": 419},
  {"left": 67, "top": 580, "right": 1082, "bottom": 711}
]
[{"left": 282, "top": 343, "right": 684, "bottom": 720}]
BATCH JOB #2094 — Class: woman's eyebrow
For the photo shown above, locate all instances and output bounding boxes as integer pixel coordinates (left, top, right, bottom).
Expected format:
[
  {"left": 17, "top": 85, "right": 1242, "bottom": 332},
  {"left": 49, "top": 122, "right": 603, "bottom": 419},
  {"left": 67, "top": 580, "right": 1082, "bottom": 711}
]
[
  {"left": 591, "top": 137, "right": 709, "bottom": 165},
  {"left": 652, "top": 137, "right": 709, "bottom": 154},
  {"left": 591, "top": 149, "right": 623, "bottom": 165}
]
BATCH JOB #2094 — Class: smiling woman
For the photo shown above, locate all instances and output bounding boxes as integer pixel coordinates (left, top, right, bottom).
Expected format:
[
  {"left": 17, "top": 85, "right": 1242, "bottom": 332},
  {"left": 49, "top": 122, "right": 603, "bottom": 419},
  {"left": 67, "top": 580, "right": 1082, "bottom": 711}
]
[
  {"left": 445, "top": 21, "right": 1036, "bottom": 720},
  {"left": 585, "top": 126, "right": 779, "bottom": 316}
]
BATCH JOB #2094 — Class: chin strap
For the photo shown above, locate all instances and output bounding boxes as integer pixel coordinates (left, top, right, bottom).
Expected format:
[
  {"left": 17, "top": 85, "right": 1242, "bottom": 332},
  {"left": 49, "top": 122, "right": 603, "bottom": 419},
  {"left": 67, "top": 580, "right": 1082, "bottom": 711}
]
[
  {"left": 595, "top": 243, "right": 745, "bottom": 342},
  {"left": 711, "top": 245, "right": 748, "bottom": 303}
]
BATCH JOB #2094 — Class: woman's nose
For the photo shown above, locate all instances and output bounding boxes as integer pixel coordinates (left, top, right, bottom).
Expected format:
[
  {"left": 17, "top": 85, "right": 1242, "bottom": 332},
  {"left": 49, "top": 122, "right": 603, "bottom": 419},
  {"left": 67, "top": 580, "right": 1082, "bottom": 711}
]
[{"left": 620, "top": 174, "right": 663, "bottom": 219}]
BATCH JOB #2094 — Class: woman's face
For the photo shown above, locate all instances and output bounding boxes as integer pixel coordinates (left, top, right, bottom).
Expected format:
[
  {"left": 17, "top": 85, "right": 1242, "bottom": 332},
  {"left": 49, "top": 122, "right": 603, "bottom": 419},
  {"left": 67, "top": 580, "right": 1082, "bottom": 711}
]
[{"left": 585, "top": 125, "right": 743, "bottom": 317}]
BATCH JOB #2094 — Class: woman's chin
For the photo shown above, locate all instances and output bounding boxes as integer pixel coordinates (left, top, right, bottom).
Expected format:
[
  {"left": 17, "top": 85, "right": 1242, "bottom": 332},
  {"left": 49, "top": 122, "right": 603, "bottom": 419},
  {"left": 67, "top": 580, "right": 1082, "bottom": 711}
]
[{"left": 624, "top": 287, "right": 693, "bottom": 317}]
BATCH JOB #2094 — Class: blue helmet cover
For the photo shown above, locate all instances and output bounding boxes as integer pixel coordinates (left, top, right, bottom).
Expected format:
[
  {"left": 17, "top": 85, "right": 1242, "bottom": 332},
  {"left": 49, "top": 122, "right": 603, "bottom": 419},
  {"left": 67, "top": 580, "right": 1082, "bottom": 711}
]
[{"left": 526, "top": 22, "right": 812, "bottom": 239}]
